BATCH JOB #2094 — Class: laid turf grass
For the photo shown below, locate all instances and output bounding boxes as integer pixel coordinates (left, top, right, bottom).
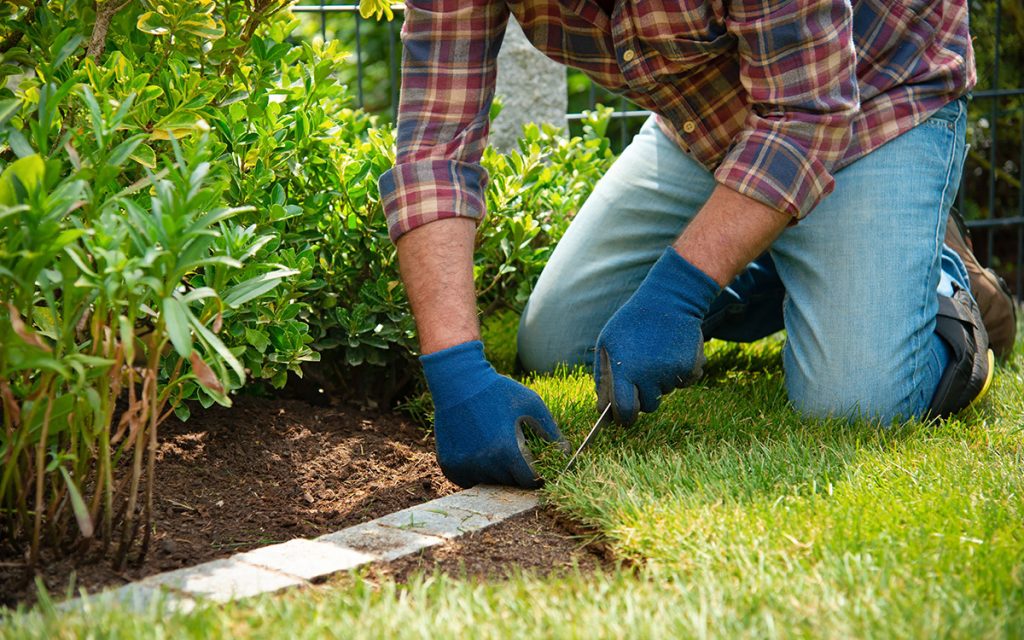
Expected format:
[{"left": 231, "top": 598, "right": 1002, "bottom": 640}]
[{"left": 4, "top": 335, "right": 1024, "bottom": 638}]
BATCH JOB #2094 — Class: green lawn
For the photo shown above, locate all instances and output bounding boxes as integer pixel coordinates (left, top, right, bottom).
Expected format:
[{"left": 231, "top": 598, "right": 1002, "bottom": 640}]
[{"left": 4, "top": 336, "right": 1024, "bottom": 639}]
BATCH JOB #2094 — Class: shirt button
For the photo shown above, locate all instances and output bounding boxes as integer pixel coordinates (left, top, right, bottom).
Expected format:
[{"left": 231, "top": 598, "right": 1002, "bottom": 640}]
[
  {"left": 682, "top": 120, "right": 697, "bottom": 134},
  {"left": 622, "top": 49, "right": 636, "bottom": 62}
]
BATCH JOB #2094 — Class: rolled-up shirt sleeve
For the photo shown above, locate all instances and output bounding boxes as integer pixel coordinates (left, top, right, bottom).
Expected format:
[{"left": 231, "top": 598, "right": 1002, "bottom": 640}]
[
  {"left": 379, "top": 0, "right": 509, "bottom": 242},
  {"left": 715, "top": 0, "right": 859, "bottom": 218}
]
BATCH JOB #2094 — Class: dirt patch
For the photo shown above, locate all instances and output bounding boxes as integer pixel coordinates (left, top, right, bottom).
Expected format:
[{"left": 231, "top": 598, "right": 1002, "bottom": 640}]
[
  {"left": 364, "top": 508, "right": 612, "bottom": 583},
  {"left": 1, "top": 396, "right": 458, "bottom": 606}
]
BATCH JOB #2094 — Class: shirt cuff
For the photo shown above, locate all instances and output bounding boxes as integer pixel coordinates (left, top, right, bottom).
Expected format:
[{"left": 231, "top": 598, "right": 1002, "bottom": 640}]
[
  {"left": 713, "top": 128, "right": 838, "bottom": 219},
  {"left": 379, "top": 159, "right": 489, "bottom": 242}
]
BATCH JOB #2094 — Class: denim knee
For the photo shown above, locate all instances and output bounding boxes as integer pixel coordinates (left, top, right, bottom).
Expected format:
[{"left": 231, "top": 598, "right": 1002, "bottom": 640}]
[
  {"left": 517, "top": 300, "right": 595, "bottom": 373},
  {"left": 786, "top": 370, "right": 910, "bottom": 423},
  {"left": 784, "top": 346, "right": 940, "bottom": 423}
]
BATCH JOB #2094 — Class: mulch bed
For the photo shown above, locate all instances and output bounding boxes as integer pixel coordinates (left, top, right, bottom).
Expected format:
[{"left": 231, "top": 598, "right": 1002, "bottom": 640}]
[
  {"left": 1, "top": 396, "right": 608, "bottom": 608},
  {"left": 1, "top": 395, "right": 457, "bottom": 606},
  {"left": 365, "top": 508, "right": 612, "bottom": 583}
]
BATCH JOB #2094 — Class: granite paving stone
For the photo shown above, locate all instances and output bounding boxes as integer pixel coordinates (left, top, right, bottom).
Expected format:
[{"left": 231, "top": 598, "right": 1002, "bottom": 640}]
[
  {"left": 318, "top": 522, "right": 443, "bottom": 562},
  {"left": 236, "top": 538, "right": 374, "bottom": 581},
  {"left": 374, "top": 503, "right": 493, "bottom": 539},
  {"left": 140, "top": 557, "right": 306, "bottom": 602},
  {"left": 438, "top": 485, "right": 539, "bottom": 520}
]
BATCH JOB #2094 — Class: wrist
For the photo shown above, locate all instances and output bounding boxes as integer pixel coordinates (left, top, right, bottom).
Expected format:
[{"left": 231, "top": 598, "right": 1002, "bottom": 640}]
[
  {"left": 396, "top": 217, "right": 481, "bottom": 355},
  {"left": 420, "top": 340, "right": 497, "bottom": 409},
  {"left": 418, "top": 327, "right": 481, "bottom": 355},
  {"left": 673, "top": 185, "right": 790, "bottom": 286},
  {"left": 645, "top": 247, "right": 721, "bottom": 313}
]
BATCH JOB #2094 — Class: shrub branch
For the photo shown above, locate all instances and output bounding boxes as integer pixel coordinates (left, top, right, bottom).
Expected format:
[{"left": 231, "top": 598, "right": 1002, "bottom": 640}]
[{"left": 87, "top": 0, "right": 133, "bottom": 60}]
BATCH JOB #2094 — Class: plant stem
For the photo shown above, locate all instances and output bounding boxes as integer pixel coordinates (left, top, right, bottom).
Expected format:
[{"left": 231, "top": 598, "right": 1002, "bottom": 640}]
[
  {"left": 86, "top": 0, "right": 133, "bottom": 60},
  {"left": 114, "top": 321, "right": 162, "bottom": 568},
  {"left": 0, "top": 380, "right": 19, "bottom": 499},
  {"left": 29, "top": 388, "right": 55, "bottom": 569},
  {"left": 114, "top": 372, "right": 147, "bottom": 569},
  {"left": 113, "top": 408, "right": 144, "bottom": 567},
  {"left": 139, "top": 371, "right": 159, "bottom": 560},
  {"left": 217, "top": 0, "right": 289, "bottom": 92}
]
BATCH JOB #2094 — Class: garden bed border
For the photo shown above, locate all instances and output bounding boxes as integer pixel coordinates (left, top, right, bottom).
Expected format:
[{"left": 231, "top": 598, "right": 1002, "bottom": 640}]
[{"left": 59, "top": 485, "right": 538, "bottom": 613}]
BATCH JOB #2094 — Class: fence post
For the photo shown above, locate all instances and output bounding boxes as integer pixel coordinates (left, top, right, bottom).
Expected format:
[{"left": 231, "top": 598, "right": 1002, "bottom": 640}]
[{"left": 490, "top": 16, "right": 568, "bottom": 152}]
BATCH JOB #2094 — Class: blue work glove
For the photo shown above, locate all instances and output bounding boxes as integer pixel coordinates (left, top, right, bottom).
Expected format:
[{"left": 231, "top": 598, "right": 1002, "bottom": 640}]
[
  {"left": 595, "top": 247, "right": 721, "bottom": 425},
  {"left": 421, "top": 340, "right": 569, "bottom": 489}
]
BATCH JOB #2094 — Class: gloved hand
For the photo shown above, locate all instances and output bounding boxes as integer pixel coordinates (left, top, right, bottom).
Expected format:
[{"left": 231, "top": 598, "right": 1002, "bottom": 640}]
[
  {"left": 595, "top": 247, "right": 721, "bottom": 425},
  {"left": 421, "top": 340, "right": 568, "bottom": 489}
]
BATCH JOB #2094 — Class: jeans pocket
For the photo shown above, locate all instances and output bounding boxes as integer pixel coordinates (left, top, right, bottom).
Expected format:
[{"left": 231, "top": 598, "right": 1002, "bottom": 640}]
[{"left": 923, "top": 96, "right": 966, "bottom": 130}]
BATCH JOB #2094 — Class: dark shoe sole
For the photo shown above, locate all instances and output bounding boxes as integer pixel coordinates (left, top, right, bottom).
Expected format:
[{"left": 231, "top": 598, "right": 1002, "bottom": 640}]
[{"left": 928, "top": 285, "right": 992, "bottom": 418}]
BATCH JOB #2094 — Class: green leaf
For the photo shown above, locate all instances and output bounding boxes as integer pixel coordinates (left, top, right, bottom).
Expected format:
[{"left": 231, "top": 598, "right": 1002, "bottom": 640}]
[
  {"left": 245, "top": 328, "right": 270, "bottom": 353},
  {"left": 119, "top": 315, "right": 135, "bottom": 364},
  {"left": 0, "top": 98, "right": 20, "bottom": 125},
  {"left": 129, "top": 142, "right": 157, "bottom": 168},
  {"left": 173, "top": 402, "right": 191, "bottom": 422},
  {"left": 188, "top": 312, "right": 245, "bottom": 383},
  {"left": 181, "top": 287, "right": 218, "bottom": 303},
  {"left": 162, "top": 296, "right": 193, "bottom": 358},
  {"left": 31, "top": 306, "right": 58, "bottom": 339},
  {"left": 59, "top": 466, "right": 94, "bottom": 539},
  {"left": 136, "top": 11, "right": 170, "bottom": 35},
  {"left": 65, "top": 354, "right": 116, "bottom": 369},
  {"left": 53, "top": 228, "right": 86, "bottom": 250},
  {"left": 180, "top": 14, "right": 225, "bottom": 40},
  {"left": 0, "top": 153, "right": 44, "bottom": 205},
  {"left": 222, "top": 268, "right": 297, "bottom": 308},
  {"left": 359, "top": 0, "right": 395, "bottom": 21},
  {"left": 77, "top": 85, "right": 105, "bottom": 145},
  {"left": 50, "top": 33, "right": 84, "bottom": 70},
  {"left": 218, "top": 90, "right": 250, "bottom": 108},
  {"left": 6, "top": 129, "right": 33, "bottom": 158},
  {"left": 271, "top": 182, "right": 286, "bottom": 206},
  {"left": 109, "top": 93, "right": 137, "bottom": 131},
  {"left": 197, "top": 388, "right": 216, "bottom": 409},
  {"left": 108, "top": 134, "right": 147, "bottom": 167},
  {"left": 25, "top": 393, "right": 75, "bottom": 437},
  {"left": 182, "top": 205, "right": 250, "bottom": 237},
  {"left": 151, "top": 111, "right": 210, "bottom": 140},
  {"left": 269, "top": 204, "right": 302, "bottom": 222}
]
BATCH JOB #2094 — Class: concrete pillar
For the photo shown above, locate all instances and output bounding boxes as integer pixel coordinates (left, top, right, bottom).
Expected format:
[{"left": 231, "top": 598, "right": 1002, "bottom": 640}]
[{"left": 490, "top": 16, "right": 568, "bottom": 152}]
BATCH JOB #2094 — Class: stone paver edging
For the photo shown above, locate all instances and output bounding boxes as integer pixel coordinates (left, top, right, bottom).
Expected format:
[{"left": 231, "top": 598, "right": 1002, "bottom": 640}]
[{"left": 64, "top": 485, "right": 538, "bottom": 612}]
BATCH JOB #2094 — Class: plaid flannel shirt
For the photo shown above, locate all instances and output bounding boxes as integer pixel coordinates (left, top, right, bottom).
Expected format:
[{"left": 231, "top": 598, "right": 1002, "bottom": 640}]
[{"left": 380, "top": 1, "right": 975, "bottom": 242}]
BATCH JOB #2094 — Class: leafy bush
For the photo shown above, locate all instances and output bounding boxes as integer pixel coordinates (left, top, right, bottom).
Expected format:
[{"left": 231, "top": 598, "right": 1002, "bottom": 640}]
[
  {"left": 0, "top": 128, "right": 263, "bottom": 568},
  {"left": 0, "top": 0, "right": 615, "bottom": 570},
  {"left": 292, "top": 5, "right": 398, "bottom": 119},
  {"left": 0, "top": 0, "right": 343, "bottom": 567},
  {"left": 477, "top": 109, "right": 615, "bottom": 315},
  {"left": 297, "top": 107, "right": 615, "bottom": 408}
]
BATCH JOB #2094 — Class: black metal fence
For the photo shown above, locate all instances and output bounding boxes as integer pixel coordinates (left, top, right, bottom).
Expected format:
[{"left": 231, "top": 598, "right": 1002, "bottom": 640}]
[{"left": 292, "top": 2, "right": 1024, "bottom": 299}]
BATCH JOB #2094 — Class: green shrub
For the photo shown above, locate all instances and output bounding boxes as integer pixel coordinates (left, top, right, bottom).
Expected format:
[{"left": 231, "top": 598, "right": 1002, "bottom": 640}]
[
  {"left": 0, "top": 0, "right": 323, "bottom": 567},
  {"left": 0, "top": 0, "right": 615, "bottom": 569},
  {"left": 477, "top": 109, "right": 615, "bottom": 315},
  {"left": 0, "top": 129, "right": 266, "bottom": 568},
  {"left": 298, "top": 107, "right": 616, "bottom": 408}
]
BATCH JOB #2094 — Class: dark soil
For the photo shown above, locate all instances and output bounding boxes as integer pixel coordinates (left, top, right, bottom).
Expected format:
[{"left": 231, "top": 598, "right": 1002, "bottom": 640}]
[
  {"left": 1, "top": 396, "right": 458, "bottom": 606},
  {"left": 365, "top": 507, "right": 612, "bottom": 583}
]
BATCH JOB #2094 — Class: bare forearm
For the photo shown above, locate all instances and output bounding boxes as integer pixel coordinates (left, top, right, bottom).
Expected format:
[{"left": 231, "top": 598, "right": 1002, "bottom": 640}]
[
  {"left": 396, "top": 218, "right": 480, "bottom": 355},
  {"left": 673, "top": 185, "right": 791, "bottom": 286}
]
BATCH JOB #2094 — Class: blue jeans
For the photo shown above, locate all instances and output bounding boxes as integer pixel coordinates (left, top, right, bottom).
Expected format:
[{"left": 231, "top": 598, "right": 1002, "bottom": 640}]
[{"left": 518, "top": 98, "right": 971, "bottom": 422}]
